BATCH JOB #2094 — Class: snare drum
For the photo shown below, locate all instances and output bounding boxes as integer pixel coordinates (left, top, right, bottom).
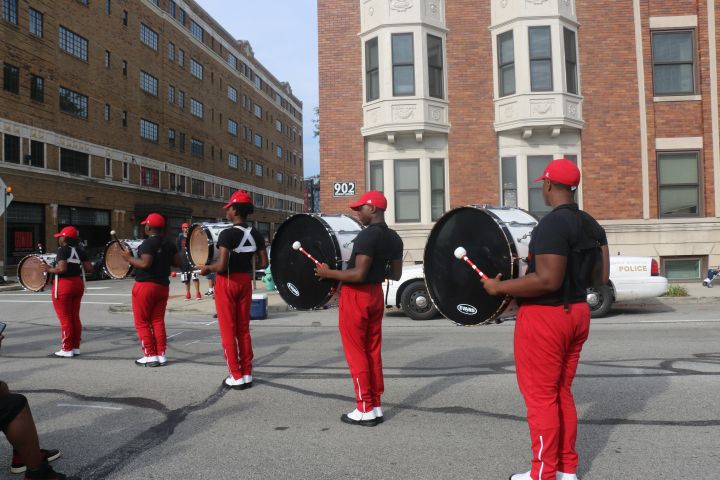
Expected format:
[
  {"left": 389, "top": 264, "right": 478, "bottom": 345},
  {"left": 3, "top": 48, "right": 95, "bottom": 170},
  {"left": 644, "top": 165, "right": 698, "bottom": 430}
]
[
  {"left": 271, "top": 214, "right": 363, "bottom": 310},
  {"left": 18, "top": 254, "right": 57, "bottom": 292},
  {"left": 424, "top": 206, "right": 537, "bottom": 325},
  {"left": 186, "top": 222, "right": 233, "bottom": 268},
  {"left": 102, "top": 239, "right": 143, "bottom": 279}
]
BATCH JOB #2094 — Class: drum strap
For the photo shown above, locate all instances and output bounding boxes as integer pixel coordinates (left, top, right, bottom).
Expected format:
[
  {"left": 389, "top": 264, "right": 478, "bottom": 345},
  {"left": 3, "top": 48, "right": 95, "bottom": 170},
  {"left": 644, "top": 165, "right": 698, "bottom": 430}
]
[{"left": 232, "top": 226, "right": 257, "bottom": 254}]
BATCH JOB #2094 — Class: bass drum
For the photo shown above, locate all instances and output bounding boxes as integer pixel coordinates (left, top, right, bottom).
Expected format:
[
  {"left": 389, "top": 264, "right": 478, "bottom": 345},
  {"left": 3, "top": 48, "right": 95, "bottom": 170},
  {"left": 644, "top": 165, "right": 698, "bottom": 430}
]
[
  {"left": 18, "top": 254, "right": 57, "bottom": 292},
  {"left": 272, "top": 214, "right": 363, "bottom": 310},
  {"left": 424, "top": 206, "right": 537, "bottom": 326},
  {"left": 103, "top": 239, "right": 143, "bottom": 279},
  {"left": 186, "top": 222, "right": 233, "bottom": 268}
]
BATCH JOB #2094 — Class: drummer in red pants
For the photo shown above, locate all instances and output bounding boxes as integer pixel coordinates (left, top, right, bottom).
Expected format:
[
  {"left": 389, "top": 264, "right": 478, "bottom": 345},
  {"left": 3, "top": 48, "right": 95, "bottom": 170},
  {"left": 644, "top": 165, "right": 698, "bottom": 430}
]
[
  {"left": 198, "top": 190, "right": 267, "bottom": 389},
  {"left": 121, "top": 213, "right": 182, "bottom": 367},
  {"left": 482, "top": 159, "right": 609, "bottom": 480},
  {"left": 41, "top": 226, "right": 93, "bottom": 358},
  {"left": 315, "top": 191, "right": 403, "bottom": 426}
]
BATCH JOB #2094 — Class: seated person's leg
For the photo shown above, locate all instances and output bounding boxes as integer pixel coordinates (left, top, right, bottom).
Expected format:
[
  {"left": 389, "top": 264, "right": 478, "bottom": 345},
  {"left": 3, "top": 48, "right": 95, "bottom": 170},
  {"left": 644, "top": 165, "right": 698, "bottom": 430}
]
[{"left": 1, "top": 393, "right": 43, "bottom": 471}]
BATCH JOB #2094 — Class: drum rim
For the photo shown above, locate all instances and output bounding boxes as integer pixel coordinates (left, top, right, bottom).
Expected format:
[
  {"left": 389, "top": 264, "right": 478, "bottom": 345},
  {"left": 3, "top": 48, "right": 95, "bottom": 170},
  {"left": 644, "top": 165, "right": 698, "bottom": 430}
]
[
  {"left": 102, "top": 239, "right": 134, "bottom": 279},
  {"left": 18, "top": 255, "right": 48, "bottom": 292},
  {"left": 272, "top": 213, "right": 362, "bottom": 310},
  {"left": 424, "top": 205, "right": 527, "bottom": 326},
  {"left": 186, "top": 223, "right": 232, "bottom": 268}
]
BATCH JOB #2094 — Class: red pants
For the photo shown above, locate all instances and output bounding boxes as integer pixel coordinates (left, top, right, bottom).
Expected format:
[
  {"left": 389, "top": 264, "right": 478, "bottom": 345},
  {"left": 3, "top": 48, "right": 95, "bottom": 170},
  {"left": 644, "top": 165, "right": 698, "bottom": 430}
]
[
  {"left": 514, "top": 303, "right": 591, "bottom": 480},
  {"left": 214, "top": 272, "right": 253, "bottom": 380},
  {"left": 51, "top": 276, "right": 84, "bottom": 351},
  {"left": 338, "top": 283, "right": 384, "bottom": 413},
  {"left": 131, "top": 282, "right": 169, "bottom": 357}
]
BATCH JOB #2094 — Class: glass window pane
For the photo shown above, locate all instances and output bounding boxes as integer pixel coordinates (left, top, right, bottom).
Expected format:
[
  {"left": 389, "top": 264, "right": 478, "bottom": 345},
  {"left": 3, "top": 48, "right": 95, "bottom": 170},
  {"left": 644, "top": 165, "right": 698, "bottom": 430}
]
[
  {"left": 431, "top": 191, "right": 444, "bottom": 221},
  {"left": 563, "top": 28, "right": 576, "bottom": 62},
  {"left": 396, "top": 191, "right": 420, "bottom": 221},
  {"left": 393, "top": 66, "right": 414, "bottom": 95},
  {"left": 396, "top": 160, "right": 419, "bottom": 189},
  {"left": 658, "top": 153, "right": 698, "bottom": 184},
  {"left": 654, "top": 64, "right": 694, "bottom": 95},
  {"left": 501, "top": 157, "right": 517, "bottom": 208},
  {"left": 652, "top": 32, "right": 693, "bottom": 63},
  {"left": 499, "top": 32, "right": 514, "bottom": 64},
  {"left": 659, "top": 186, "right": 698, "bottom": 216},
  {"left": 528, "top": 155, "right": 553, "bottom": 181},
  {"left": 369, "top": 161, "right": 383, "bottom": 191},
  {"left": 529, "top": 188, "right": 552, "bottom": 216},
  {"left": 529, "top": 27, "right": 551, "bottom": 58},
  {"left": 428, "top": 35, "right": 443, "bottom": 67},
  {"left": 531, "top": 60, "right": 553, "bottom": 91},
  {"left": 392, "top": 34, "right": 414, "bottom": 64},
  {"left": 501, "top": 65, "right": 515, "bottom": 96},
  {"left": 430, "top": 160, "right": 444, "bottom": 187},
  {"left": 664, "top": 259, "right": 700, "bottom": 279}
]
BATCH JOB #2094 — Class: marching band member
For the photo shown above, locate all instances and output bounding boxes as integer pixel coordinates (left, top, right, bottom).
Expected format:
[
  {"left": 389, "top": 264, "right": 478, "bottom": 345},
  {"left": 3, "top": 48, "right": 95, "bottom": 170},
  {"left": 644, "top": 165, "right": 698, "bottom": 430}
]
[
  {"left": 41, "top": 226, "right": 93, "bottom": 358},
  {"left": 481, "top": 159, "right": 609, "bottom": 480},
  {"left": 121, "top": 213, "right": 182, "bottom": 367},
  {"left": 177, "top": 223, "right": 202, "bottom": 300},
  {"left": 198, "top": 191, "right": 267, "bottom": 390},
  {"left": 315, "top": 191, "right": 403, "bottom": 426}
]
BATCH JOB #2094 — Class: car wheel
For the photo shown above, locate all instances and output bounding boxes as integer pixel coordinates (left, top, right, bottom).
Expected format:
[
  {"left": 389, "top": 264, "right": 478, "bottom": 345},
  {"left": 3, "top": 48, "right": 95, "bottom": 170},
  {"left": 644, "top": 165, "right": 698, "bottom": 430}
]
[
  {"left": 587, "top": 284, "right": 613, "bottom": 318},
  {"left": 400, "top": 280, "right": 438, "bottom": 321}
]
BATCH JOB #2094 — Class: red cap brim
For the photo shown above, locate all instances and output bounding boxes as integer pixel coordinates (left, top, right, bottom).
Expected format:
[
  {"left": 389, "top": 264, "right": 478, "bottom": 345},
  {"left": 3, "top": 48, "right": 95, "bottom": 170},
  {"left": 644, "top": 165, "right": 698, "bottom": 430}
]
[
  {"left": 223, "top": 202, "right": 233, "bottom": 209},
  {"left": 533, "top": 175, "right": 545, "bottom": 182},
  {"left": 53, "top": 233, "right": 63, "bottom": 238}
]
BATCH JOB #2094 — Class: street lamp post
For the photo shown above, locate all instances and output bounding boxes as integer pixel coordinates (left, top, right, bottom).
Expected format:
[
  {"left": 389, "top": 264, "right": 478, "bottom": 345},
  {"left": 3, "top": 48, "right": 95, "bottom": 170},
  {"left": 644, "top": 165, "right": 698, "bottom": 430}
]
[{"left": 2, "top": 186, "right": 12, "bottom": 281}]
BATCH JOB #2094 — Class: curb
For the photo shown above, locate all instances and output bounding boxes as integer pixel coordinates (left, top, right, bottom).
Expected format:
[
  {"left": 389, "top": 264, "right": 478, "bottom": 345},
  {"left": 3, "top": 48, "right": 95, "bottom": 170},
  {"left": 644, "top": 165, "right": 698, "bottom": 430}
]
[
  {"left": 656, "top": 296, "right": 720, "bottom": 305},
  {"left": 0, "top": 283, "right": 24, "bottom": 293}
]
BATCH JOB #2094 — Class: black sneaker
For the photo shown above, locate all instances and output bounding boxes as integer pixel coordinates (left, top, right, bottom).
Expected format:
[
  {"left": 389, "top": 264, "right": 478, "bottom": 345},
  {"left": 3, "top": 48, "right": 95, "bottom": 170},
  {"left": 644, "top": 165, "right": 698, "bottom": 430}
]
[
  {"left": 11, "top": 449, "right": 61, "bottom": 474},
  {"left": 23, "top": 461, "right": 73, "bottom": 480}
]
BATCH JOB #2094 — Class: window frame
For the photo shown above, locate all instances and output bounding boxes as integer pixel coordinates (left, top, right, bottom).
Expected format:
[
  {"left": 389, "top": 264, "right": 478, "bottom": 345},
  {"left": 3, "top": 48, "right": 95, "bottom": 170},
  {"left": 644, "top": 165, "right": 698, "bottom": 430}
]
[
  {"left": 29, "top": 7, "right": 43, "bottom": 37},
  {"left": 139, "top": 118, "right": 159, "bottom": 142},
  {"left": 563, "top": 27, "right": 578, "bottom": 95},
  {"left": 394, "top": 159, "right": 421, "bottom": 223},
  {"left": 59, "top": 86, "right": 89, "bottom": 119},
  {"left": 59, "top": 25, "right": 89, "bottom": 62},
  {"left": 657, "top": 150, "right": 701, "bottom": 218},
  {"left": 651, "top": 29, "right": 696, "bottom": 96},
  {"left": 391, "top": 33, "right": 415, "bottom": 97},
  {"left": 2, "top": 0, "right": 18, "bottom": 24},
  {"left": 139, "top": 23, "right": 159, "bottom": 51},
  {"left": 430, "top": 158, "right": 446, "bottom": 221},
  {"left": 3, "top": 63, "right": 19, "bottom": 94},
  {"left": 497, "top": 30, "right": 515, "bottom": 97},
  {"left": 139, "top": 70, "right": 159, "bottom": 96},
  {"left": 190, "top": 58, "right": 203, "bottom": 80},
  {"left": 365, "top": 37, "right": 379, "bottom": 102},
  {"left": 190, "top": 98, "right": 204, "bottom": 119},
  {"left": 427, "top": 34, "right": 444, "bottom": 99},
  {"left": 528, "top": 26, "right": 553, "bottom": 92}
]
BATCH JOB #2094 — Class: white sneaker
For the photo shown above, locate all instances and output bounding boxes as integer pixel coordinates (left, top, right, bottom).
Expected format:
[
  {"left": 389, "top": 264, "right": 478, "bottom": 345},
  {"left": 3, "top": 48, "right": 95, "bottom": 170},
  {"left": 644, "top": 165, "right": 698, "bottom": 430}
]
[
  {"left": 509, "top": 472, "right": 531, "bottom": 480},
  {"left": 54, "top": 350, "right": 74, "bottom": 358},
  {"left": 341, "top": 408, "right": 378, "bottom": 426},
  {"left": 157, "top": 355, "right": 167, "bottom": 366},
  {"left": 242, "top": 374, "right": 253, "bottom": 384},
  {"left": 557, "top": 473, "right": 579, "bottom": 480},
  {"left": 224, "top": 375, "right": 245, "bottom": 389},
  {"left": 373, "top": 406, "right": 384, "bottom": 423},
  {"left": 72, "top": 349, "right": 80, "bottom": 356},
  {"left": 135, "top": 356, "right": 159, "bottom": 366}
]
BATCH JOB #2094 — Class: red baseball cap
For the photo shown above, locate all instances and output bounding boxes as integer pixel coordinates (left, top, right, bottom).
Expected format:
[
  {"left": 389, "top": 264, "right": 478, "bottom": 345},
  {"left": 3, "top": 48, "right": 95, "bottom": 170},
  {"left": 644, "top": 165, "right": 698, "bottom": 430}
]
[
  {"left": 349, "top": 190, "right": 388, "bottom": 210},
  {"left": 534, "top": 158, "right": 581, "bottom": 187},
  {"left": 140, "top": 213, "right": 166, "bottom": 228},
  {"left": 181, "top": 223, "right": 189, "bottom": 229},
  {"left": 54, "top": 226, "right": 79, "bottom": 239},
  {"left": 224, "top": 190, "right": 253, "bottom": 209}
]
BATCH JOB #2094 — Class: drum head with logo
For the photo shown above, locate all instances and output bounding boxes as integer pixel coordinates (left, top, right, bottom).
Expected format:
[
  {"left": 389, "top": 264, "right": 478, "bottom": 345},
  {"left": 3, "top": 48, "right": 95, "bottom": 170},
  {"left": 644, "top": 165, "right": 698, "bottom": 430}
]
[
  {"left": 18, "top": 256, "right": 49, "bottom": 292},
  {"left": 272, "top": 214, "right": 360, "bottom": 310},
  {"left": 424, "top": 206, "right": 519, "bottom": 325}
]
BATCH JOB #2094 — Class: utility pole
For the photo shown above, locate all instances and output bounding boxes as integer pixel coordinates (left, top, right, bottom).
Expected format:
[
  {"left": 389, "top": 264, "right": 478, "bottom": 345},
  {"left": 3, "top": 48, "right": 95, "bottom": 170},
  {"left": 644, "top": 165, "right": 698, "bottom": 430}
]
[{"left": 2, "top": 185, "right": 11, "bottom": 281}]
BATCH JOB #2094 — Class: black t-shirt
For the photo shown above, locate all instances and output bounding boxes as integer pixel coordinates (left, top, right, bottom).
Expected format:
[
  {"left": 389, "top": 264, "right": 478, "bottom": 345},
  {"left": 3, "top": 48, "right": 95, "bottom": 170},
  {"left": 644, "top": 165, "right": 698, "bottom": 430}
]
[
  {"left": 216, "top": 224, "right": 265, "bottom": 274},
  {"left": 134, "top": 236, "right": 178, "bottom": 286},
  {"left": 56, "top": 245, "right": 89, "bottom": 278},
  {"left": 177, "top": 233, "right": 192, "bottom": 270},
  {"left": 347, "top": 222, "right": 404, "bottom": 284},
  {"left": 521, "top": 204, "right": 608, "bottom": 306}
]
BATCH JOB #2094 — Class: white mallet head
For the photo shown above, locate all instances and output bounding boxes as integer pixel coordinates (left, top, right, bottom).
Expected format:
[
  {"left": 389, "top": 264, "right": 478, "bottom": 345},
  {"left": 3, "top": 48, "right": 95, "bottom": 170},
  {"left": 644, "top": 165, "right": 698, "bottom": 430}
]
[
  {"left": 292, "top": 241, "right": 301, "bottom": 250},
  {"left": 454, "top": 246, "right": 467, "bottom": 259},
  {"left": 110, "top": 230, "right": 116, "bottom": 235}
]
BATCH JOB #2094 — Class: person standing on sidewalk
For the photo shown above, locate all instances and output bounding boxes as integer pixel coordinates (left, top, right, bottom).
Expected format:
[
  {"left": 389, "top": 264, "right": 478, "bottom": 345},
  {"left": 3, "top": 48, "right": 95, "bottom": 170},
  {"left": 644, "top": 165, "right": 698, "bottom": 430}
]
[
  {"left": 40, "top": 226, "right": 93, "bottom": 358},
  {"left": 177, "top": 223, "right": 202, "bottom": 300},
  {"left": 481, "top": 159, "right": 609, "bottom": 480},
  {"left": 315, "top": 191, "right": 403, "bottom": 427},
  {"left": 199, "top": 191, "right": 267, "bottom": 390},
  {"left": 122, "top": 213, "right": 182, "bottom": 368}
]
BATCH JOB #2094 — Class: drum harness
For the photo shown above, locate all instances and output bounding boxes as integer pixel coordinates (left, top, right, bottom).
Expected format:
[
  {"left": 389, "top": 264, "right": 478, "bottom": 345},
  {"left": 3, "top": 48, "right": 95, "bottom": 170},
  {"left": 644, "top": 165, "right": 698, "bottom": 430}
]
[{"left": 226, "top": 225, "right": 257, "bottom": 275}]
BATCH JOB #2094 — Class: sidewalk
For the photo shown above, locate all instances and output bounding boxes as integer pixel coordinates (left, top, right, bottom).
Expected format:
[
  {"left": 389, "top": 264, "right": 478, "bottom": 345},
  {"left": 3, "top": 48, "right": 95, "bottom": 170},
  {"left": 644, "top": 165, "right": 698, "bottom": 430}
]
[{"left": 655, "top": 281, "right": 720, "bottom": 304}]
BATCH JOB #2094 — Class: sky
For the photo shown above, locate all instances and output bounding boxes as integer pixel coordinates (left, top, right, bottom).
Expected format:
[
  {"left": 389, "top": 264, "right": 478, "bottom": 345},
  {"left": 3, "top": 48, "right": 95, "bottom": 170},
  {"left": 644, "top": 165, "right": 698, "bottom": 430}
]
[{"left": 196, "top": 0, "right": 320, "bottom": 177}]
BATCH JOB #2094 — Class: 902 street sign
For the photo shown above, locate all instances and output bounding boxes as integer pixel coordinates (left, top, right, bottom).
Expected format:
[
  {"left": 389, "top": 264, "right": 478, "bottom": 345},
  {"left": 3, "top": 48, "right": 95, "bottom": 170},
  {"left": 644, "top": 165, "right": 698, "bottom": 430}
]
[{"left": 333, "top": 181, "right": 356, "bottom": 197}]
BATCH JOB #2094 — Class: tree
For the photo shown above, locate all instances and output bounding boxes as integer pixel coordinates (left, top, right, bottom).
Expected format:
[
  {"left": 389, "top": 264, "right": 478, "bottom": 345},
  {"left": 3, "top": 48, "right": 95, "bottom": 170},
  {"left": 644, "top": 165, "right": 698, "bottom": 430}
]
[{"left": 312, "top": 106, "right": 320, "bottom": 139}]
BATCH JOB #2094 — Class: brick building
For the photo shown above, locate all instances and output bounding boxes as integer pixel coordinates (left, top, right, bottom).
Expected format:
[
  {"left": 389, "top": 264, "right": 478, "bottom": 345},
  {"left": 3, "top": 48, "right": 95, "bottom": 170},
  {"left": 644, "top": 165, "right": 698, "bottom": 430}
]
[
  {"left": 0, "top": 0, "right": 304, "bottom": 270},
  {"left": 319, "top": 0, "right": 720, "bottom": 280}
]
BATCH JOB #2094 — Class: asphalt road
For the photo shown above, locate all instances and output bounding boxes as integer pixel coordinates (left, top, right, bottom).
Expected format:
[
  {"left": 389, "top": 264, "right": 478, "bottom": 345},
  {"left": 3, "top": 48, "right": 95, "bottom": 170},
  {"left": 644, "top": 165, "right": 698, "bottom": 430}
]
[{"left": 0, "top": 279, "right": 717, "bottom": 479}]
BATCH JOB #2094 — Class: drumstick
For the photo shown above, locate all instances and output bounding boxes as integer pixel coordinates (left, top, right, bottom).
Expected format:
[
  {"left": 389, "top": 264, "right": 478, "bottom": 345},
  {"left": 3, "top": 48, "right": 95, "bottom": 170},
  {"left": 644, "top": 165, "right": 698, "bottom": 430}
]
[
  {"left": 292, "top": 241, "right": 320, "bottom": 265},
  {"left": 454, "top": 246, "right": 489, "bottom": 280},
  {"left": 111, "top": 230, "right": 130, "bottom": 255}
]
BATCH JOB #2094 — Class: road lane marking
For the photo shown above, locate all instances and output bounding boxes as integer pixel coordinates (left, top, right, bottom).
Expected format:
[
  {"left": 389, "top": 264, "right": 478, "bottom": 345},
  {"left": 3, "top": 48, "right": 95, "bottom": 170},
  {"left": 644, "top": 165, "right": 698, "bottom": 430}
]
[
  {"left": 0, "top": 293, "right": 130, "bottom": 297},
  {"left": 58, "top": 403, "right": 123, "bottom": 411},
  {"left": 0, "top": 300, "right": 122, "bottom": 305},
  {"left": 167, "top": 331, "right": 185, "bottom": 339}
]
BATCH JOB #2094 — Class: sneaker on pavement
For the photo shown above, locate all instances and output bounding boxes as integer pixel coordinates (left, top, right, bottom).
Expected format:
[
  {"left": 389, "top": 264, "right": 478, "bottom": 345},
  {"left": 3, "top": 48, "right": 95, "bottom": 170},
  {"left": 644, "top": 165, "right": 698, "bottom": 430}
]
[
  {"left": 195, "top": 293, "right": 202, "bottom": 300},
  {"left": 135, "top": 356, "right": 159, "bottom": 367},
  {"left": 71, "top": 349, "right": 80, "bottom": 356},
  {"left": 341, "top": 408, "right": 378, "bottom": 427},
  {"left": 23, "top": 461, "right": 72, "bottom": 480},
  {"left": 156, "top": 355, "right": 167, "bottom": 366},
  {"left": 184, "top": 292, "right": 191, "bottom": 301},
  {"left": 509, "top": 472, "right": 531, "bottom": 480},
  {"left": 53, "top": 350, "right": 73, "bottom": 358},
  {"left": 557, "top": 473, "right": 579, "bottom": 480},
  {"left": 204, "top": 290, "right": 213, "bottom": 296},
  {"left": 11, "top": 449, "right": 62, "bottom": 474},
  {"left": 241, "top": 374, "right": 253, "bottom": 390},
  {"left": 373, "top": 406, "right": 384, "bottom": 423},
  {"left": 223, "top": 375, "right": 245, "bottom": 390}
]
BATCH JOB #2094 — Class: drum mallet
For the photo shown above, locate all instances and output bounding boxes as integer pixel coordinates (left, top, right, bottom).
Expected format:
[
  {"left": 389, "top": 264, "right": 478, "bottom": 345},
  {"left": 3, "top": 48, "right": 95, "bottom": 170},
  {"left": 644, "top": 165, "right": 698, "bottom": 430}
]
[
  {"left": 454, "top": 247, "right": 489, "bottom": 280},
  {"left": 292, "top": 241, "right": 320, "bottom": 265},
  {"left": 110, "top": 230, "right": 119, "bottom": 243}
]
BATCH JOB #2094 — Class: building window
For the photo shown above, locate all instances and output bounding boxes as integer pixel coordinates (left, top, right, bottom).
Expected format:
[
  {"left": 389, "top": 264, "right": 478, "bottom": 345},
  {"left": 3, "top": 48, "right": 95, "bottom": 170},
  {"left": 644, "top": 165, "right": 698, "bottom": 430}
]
[
  {"left": 168, "top": 85, "right": 175, "bottom": 104},
  {"left": 564, "top": 28, "right": 578, "bottom": 94},
  {"left": 178, "top": 48, "right": 184, "bottom": 67},
  {"left": 255, "top": 163, "right": 263, "bottom": 177},
  {"left": 276, "top": 172, "right": 283, "bottom": 184},
  {"left": 276, "top": 146, "right": 283, "bottom": 158},
  {"left": 190, "top": 59, "right": 203, "bottom": 80},
  {"left": 254, "top": 133, "right": 263, "bottom": 148},
  {"left": 104, "top": 50, "right": 110, "bottom": 68},
  {"left": 29, "top": 7, "right": 43, "bottom": 37},
  {"left": 29, "top": 140, "right": 44, "bottom": 167},
  {"left": 168, "top": 42, "right": 175, "bottom": 61},
  {"left": 122, "top": 10, "right": 128, "bottom": 26},
  {"left": 141, "top": 166, "right": 160, "bottom": 188},
  {"left": 168, "top": 128, "right": 175, "bottom": 146},
  {"left": 105, "top": 0, "right": 110, "bottom": 15},
  {"left": 527, "top": 155, "right": 555, "bottom": 216},
  {"left": 394, "top": 160, "right": 420, "bottom": 222},
  {"left": 498, "top": 30, "right": 515, "bottom": 97},
  {"left": 103, "top": 103, "right": 110, "bottom": 121},
  {"left": 190, "top": 138, "right": 204, "bottom": 157},
  {"left": 662, "top": 257, "right": 701, "bottom": 280},
  {"left": 139, "top": 118, "right": 159, "bottom": 142},
  {"left": 60, "top": 148, "right": 89, "bottom": 176},
  {"left": 59, "top": 26, "right": 88, "bottom": 61},
  {"left": 3, "top": 63, "right": 19, "bottom": 94},
  {"left": 392, "top": 33, "right": 415, "bottom": 96},
  {"left": 139, "top": 70, "right": 158, "bottom": 96},
  {"left": 3, "top": 134, "right": 20, "bottom": 163},
  {"left": 105, "top": 158, "right": 112, "bottom": 176},
  {"left": 191, "top": 178, "right": 204, "bottom": 196},
  {"left": 228, "top": 119, "right": 238, "bottom": 136},
  {"left": 529, "top": 26, "right": 552, "bottom": 92},
  {"left": 178, "top": 7, "right": 185, "bottom": 25},
  {"left": 190, "top": 20, "right": 204, "bottom": 42},
  {"left": 228, "top": 153, "right": 238, "bottom": 169},
  {"left": 59, "top": 87, "right": 88, "bottom": 118},
  {"left": 121, "top": 110, "right": 127, "bottom": 127},
  {"left": 122, "top": 161, "right": 129, "bottom": 180},
  {"left": 178, "top": 90, "right": 185, "bottom": 109},
  {"left": 122, "top": 60, "right": 127, "bottom": 76},
  {"left": 658, "top": 151, "right": 700, "bottom": 217},
  {"left": 244, "top": 158, "right": 253, "bottom": 172},
  {"left": 30, "top": 75, "right": 44, "bottom": 102},
  {"left": 140, "top": 23, "right": 158, "bottom": 50},
  {"left": 430, "top": 159, "right": 445, "bottom": 221},
  {"left": 651, "top": 30, "right": 695, "bottom": 95},
  {"left": 2, "top": 0, "right": 18, "bottom": 24},
  {"left": 501, "top": 156, "right": 517, "bottom": 207},
  {"left": 190, "top": 98, "right": 203, "bottom": 118},
  {"left": 178, "top": 132, "right": 185, "bottom": 152},
  {"left": 228, "top": 85, "right": 237, "bottom": 102},
  {"left": 427, "top": 35, "right": 444, "bottom": 99},
  {"left": 227, "top": 53, "right": 237, "bottom": 69},
  {"left": 365, "top": 37, "right": 379, "bottom": 102},
  {"left": 168, "top": 0, "right": 175, "bottom": 18},
  {"left": 275, "top": 119, "right": 282, "bottom": 132},
  {"left": 254, "top": 104, "right": 262, "bottom": 118},
  {"left": 369, "top": 161, "right": 383, "bottom": 192}
]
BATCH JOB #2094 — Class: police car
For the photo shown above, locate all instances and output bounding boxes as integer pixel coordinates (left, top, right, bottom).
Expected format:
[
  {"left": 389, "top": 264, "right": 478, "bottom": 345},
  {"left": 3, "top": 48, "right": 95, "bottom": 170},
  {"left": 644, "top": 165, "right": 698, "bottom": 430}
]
[{"left": 384, "top": 256, "right": 668, "bottom": 320}]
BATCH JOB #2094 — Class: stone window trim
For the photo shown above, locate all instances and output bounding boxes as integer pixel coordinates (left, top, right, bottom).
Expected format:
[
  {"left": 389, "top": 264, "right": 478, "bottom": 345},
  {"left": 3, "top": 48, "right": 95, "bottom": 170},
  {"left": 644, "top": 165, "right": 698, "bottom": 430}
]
[{"left": 651, "top": 29, "right": 697, "bottom": 96}]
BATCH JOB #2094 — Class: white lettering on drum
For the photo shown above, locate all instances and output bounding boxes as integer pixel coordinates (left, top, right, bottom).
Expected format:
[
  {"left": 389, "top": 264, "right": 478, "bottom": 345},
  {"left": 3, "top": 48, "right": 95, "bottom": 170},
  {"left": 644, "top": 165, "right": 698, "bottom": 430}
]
[
  {"left": 456, "top": 304, "right": 478, "bottom": 316},
  {"left": 287, "top": 283, "right": 300, "bottom": 297}
]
